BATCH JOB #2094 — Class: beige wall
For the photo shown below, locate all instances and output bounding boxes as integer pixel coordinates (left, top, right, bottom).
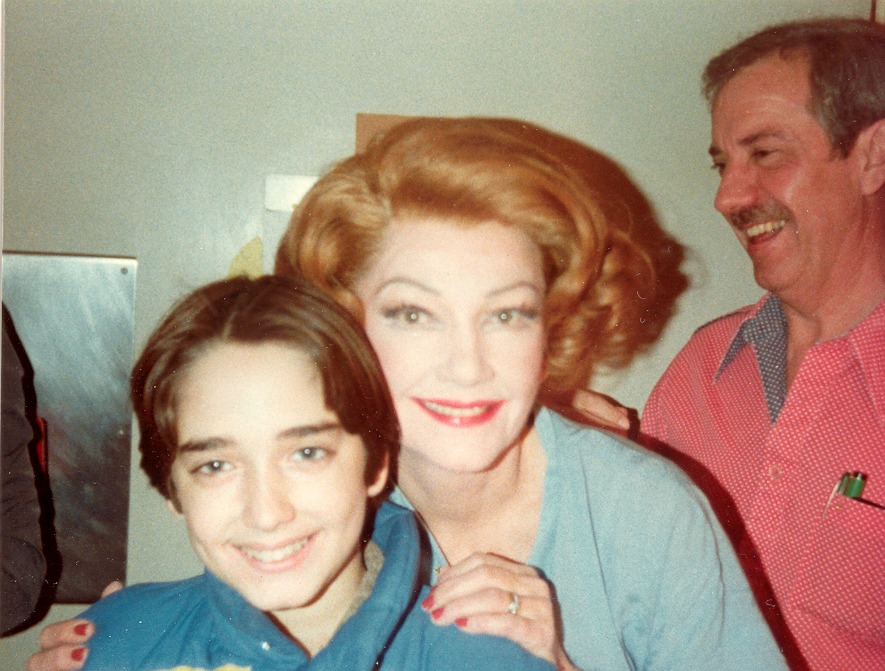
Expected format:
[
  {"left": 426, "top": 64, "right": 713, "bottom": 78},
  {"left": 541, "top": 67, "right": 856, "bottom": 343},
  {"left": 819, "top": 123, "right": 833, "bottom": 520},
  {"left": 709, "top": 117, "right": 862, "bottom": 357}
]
[{"left": 2, "top": 0, "right": 871, "bottom": 663}]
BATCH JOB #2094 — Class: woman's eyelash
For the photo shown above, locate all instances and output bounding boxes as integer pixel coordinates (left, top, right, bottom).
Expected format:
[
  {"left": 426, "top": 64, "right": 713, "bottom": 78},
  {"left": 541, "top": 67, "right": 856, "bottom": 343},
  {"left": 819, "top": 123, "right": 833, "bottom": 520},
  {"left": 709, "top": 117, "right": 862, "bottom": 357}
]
[
  {"left": 493, "top": 307, "right": 541, "bottom": 322},
  {"left": 381, "top": 304, "right": 431, "bottom": 322},
  {"left": 381, "top": 304, "right": 540, "bottom": 321}
]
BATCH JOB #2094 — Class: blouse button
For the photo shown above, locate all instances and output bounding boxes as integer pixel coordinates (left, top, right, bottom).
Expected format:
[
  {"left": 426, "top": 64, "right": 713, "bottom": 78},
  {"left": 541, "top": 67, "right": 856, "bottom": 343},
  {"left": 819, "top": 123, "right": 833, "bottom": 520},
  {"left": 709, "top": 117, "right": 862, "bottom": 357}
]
[{"left": 768, "top": 464, "right": 782, "bottom": 481}]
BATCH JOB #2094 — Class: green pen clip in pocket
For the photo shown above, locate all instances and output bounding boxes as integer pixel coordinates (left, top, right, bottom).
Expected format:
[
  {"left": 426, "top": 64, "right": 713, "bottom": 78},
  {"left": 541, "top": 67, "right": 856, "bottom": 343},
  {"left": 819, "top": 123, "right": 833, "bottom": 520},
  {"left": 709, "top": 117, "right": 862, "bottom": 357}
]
[{"left": 823, "top": 471, "right": 885, "bottom": 518}]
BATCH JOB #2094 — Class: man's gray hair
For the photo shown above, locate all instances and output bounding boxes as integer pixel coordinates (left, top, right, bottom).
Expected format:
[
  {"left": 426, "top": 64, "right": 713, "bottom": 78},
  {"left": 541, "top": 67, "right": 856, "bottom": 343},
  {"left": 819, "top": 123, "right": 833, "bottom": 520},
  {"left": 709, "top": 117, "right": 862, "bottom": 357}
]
[{"left": 703, "top": 18, "right": 885, "bottom": 155}]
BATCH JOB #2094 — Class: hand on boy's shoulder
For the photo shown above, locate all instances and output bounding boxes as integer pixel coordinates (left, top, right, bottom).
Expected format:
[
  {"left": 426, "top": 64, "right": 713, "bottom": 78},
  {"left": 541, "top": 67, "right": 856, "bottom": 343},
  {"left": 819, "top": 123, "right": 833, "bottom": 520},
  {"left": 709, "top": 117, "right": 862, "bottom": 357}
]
[
  {"left": 144, "top": 666, "right": 248, "bottom": 671},
  {"left": 397, "top": 587, "right": 555, "bottom": 671},
  {"left": 84, "top": 578, "right": 198, "bottom": 623},
  {"left": 134, "top": 667, "right": 248, "bottom": 671},
  {"left": 78, "top": 577, "right": 209, "bottom": 670}
]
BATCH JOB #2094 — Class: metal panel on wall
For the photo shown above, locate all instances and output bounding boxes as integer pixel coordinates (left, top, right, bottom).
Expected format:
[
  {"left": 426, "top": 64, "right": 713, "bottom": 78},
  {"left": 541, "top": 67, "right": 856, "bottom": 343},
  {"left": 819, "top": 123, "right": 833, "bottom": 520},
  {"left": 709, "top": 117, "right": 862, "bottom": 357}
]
[{"left": 2, "top": 252, "right": 136, "bottom": 603}]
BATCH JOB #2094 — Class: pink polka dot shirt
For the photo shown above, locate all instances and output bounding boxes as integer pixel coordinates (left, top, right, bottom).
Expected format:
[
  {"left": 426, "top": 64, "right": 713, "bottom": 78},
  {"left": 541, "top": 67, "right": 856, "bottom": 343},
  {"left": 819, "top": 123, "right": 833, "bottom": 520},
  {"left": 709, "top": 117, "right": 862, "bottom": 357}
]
[{"left": 642, "top": 295, "right": 885, "bottom": 670}]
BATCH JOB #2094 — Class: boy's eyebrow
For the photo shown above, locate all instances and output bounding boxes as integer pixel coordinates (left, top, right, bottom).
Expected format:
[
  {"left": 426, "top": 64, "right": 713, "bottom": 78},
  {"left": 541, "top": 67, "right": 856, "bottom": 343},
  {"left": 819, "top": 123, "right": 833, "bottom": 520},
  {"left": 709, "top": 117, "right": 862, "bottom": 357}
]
[
  {"left": 178, "top": 422, "right": 343, "bottom": 454},
  {"left": 278, "top": 422, "right": 342, "bottom": 441},
  {"left": 178, "top": 437, "right": 232, "bottom": 454}
]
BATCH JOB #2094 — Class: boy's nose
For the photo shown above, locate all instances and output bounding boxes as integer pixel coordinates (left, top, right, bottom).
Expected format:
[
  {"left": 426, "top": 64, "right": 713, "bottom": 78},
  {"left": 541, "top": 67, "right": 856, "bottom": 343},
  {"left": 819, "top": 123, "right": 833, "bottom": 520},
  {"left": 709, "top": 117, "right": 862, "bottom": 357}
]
[{"left": 244, "top": 471, "right": 295, "bottom": 531}]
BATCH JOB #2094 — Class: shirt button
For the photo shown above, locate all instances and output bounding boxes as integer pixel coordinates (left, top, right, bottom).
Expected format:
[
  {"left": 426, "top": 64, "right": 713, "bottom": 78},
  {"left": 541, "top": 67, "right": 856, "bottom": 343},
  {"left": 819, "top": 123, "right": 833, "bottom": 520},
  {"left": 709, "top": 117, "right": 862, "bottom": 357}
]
[{"left": 768, "top": 465, "right": 782, "bottom": 481}]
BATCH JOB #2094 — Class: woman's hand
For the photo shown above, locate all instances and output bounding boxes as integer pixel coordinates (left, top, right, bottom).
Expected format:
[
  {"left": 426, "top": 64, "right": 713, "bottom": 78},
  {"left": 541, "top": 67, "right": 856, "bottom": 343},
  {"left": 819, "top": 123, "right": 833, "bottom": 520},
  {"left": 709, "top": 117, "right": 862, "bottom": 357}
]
[
  {"left": 422, "top": 552, "right": 578, "bottom": 670},
  {"left": 26, "top": 619, "right": 93, "bottom": 671},
  {"left": 26, "top": 581, "right": 122, "bottom": 671},
  {"left": 572, "top": 389, "right": 632, "bottom": 433}
]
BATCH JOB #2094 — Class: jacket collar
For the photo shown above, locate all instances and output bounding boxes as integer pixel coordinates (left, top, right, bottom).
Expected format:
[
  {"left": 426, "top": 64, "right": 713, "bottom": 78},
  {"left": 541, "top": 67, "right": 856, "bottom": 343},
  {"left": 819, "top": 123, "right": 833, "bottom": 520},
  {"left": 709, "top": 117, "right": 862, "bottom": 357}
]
[{"left": 204, "top": 500, "right": 422, "bottom": 668}]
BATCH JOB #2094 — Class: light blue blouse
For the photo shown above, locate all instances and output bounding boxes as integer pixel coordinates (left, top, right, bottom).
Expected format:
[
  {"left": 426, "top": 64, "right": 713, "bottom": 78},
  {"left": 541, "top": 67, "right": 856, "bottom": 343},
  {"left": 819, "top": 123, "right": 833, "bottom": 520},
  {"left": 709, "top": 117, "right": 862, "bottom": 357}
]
[{"left": 391, "top": 408, "right": 787, "bottom": 670}]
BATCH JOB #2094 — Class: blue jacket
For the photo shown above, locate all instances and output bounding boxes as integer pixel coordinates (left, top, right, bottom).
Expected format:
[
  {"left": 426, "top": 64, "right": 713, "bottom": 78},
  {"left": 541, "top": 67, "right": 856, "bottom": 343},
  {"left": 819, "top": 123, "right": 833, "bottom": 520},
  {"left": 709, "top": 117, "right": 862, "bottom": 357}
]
[{"left": 79, "top": 501, "right": 553, "bottom": 671}]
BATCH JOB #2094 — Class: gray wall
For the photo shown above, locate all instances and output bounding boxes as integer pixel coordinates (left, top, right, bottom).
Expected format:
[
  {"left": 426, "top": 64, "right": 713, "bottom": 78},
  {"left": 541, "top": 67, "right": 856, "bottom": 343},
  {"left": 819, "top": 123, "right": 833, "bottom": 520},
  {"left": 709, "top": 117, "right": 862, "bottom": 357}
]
[{"left": 3, "top": 0, "right": 870, "bottom": 663}]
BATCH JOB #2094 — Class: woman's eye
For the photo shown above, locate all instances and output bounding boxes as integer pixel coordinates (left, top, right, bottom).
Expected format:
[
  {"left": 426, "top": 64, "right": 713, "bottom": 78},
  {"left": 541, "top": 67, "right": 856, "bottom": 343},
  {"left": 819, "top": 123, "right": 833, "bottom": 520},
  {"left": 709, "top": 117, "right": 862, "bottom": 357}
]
[
  {"left": 490, "top": 307, "right": 540, "bottom": 328},
  {"left": 382, "top": 305, "right": 433, "bottom": 326}
]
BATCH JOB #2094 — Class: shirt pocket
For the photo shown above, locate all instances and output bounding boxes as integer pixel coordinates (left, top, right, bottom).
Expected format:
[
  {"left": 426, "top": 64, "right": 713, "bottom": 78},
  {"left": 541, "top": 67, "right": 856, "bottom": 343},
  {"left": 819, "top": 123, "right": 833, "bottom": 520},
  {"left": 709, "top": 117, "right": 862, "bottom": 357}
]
[{"left": 793, "top": 496, "right": 885, "bottom": 641}]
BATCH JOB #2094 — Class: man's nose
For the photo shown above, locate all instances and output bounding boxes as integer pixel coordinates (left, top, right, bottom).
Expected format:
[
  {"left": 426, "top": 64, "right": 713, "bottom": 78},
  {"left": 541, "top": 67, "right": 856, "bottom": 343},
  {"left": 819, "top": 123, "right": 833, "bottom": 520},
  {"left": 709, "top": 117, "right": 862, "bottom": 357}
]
[{"left": 714, "top": 162, "right": 760, "bottom": 218}]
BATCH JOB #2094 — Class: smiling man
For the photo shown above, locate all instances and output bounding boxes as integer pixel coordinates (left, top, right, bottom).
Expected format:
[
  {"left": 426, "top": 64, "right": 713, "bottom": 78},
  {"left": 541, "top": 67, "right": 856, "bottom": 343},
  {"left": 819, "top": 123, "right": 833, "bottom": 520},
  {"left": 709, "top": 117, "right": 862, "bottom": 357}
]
[{"left": 642, "top": 18, "right": 885, "bottom": 670}]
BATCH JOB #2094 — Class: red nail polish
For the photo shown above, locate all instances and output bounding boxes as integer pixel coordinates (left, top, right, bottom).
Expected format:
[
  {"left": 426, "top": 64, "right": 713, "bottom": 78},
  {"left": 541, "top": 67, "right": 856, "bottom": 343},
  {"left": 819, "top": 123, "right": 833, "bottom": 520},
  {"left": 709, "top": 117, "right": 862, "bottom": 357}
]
[
  {"left": 431, "top": 607, "right": 445, "bottom": 620},
  {"left": 421, "top": 595, "right": 434, "bottom": 610},
  {"left": 74, "top": 623, "right": 89, "bottom": 637},
  {"left": 455, "top": 617, "right": 469, "bottom": 627},
  {"left": 71, "top": 647, "right": 86, "bottom": 662}
]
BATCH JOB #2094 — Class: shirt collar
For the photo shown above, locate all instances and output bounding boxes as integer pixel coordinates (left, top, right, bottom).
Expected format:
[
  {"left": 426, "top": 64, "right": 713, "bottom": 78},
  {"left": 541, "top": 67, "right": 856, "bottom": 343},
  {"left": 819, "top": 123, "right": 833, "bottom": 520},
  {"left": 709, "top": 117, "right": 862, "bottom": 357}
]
[
  {"left": 716, "top": 294, "right": 786, "bottom": 380},
  {"left": 715, "top": 294, "right": 885, "bottom": 426},
  {"left": 847, "top": 298, "right": 885, "bottom": 425},
  {"left": 715, "top": 294, "right": 788, "bottom": 422}
]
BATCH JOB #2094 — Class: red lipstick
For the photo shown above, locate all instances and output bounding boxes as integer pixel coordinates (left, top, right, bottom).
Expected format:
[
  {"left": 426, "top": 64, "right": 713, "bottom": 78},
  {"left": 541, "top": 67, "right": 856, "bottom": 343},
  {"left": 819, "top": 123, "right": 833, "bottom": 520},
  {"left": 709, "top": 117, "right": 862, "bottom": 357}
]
[{"left": 412, "top": 398, "right": 503, "bottom": 427}]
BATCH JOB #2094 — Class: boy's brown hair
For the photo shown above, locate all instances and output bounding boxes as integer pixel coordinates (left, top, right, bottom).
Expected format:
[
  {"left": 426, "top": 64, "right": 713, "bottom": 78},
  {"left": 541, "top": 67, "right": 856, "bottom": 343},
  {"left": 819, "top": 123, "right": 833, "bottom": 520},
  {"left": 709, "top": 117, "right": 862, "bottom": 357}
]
[{"left": 131, "top": 275, "right": 398, "bottom": 505}]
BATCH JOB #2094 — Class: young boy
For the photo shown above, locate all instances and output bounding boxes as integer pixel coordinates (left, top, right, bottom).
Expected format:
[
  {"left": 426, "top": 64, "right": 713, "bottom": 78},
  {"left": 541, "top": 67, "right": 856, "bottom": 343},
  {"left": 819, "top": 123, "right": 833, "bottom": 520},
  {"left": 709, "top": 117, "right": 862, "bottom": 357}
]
[{"left": 76, "top": 275, "right": 552, "bottom": 671}]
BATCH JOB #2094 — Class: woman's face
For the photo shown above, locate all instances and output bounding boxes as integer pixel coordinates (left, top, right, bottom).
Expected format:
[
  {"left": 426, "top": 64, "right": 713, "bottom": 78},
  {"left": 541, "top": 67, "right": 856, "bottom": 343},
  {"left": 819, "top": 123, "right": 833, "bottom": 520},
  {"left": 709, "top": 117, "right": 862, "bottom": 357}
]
[{"left": 354, "top": 219, "right": 547, "bottom": 475}]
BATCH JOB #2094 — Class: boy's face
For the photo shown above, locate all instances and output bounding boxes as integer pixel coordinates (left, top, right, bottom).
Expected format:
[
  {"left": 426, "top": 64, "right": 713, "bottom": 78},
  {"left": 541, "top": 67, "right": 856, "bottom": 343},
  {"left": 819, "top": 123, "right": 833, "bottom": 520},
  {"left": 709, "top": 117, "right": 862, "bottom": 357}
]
[{"left": 168, "top": 342, "right": 387, "bottom": 622}]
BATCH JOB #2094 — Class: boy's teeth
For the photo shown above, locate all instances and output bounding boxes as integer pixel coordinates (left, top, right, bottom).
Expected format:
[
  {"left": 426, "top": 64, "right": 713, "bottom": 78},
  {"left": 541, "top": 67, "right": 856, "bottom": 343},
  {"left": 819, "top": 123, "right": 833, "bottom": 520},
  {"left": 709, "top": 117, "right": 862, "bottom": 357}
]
[
  {"left": 423, "top": 401, "right": 486, "bottom": 417},
  {"left": 746, "top": 220, "right": 786, "bottom": 238},
  {"left": 242, "top": 537, "right": 309, "bottom": 563}
]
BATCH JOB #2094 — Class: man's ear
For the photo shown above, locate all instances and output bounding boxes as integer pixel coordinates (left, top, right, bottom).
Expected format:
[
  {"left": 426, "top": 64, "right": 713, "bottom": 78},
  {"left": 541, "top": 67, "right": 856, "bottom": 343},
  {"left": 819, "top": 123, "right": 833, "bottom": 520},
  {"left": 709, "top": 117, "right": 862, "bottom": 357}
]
[{"left": 857, "top": 118, "right": 885, "bottom": 196}]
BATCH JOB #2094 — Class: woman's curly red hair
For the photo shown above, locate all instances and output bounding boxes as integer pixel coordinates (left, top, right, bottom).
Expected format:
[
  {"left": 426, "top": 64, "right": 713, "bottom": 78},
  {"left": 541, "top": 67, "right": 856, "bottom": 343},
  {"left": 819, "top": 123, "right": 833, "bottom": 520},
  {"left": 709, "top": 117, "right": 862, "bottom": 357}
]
[{"left": 276, "top": 117, "right": 684, "bottom": 404}]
